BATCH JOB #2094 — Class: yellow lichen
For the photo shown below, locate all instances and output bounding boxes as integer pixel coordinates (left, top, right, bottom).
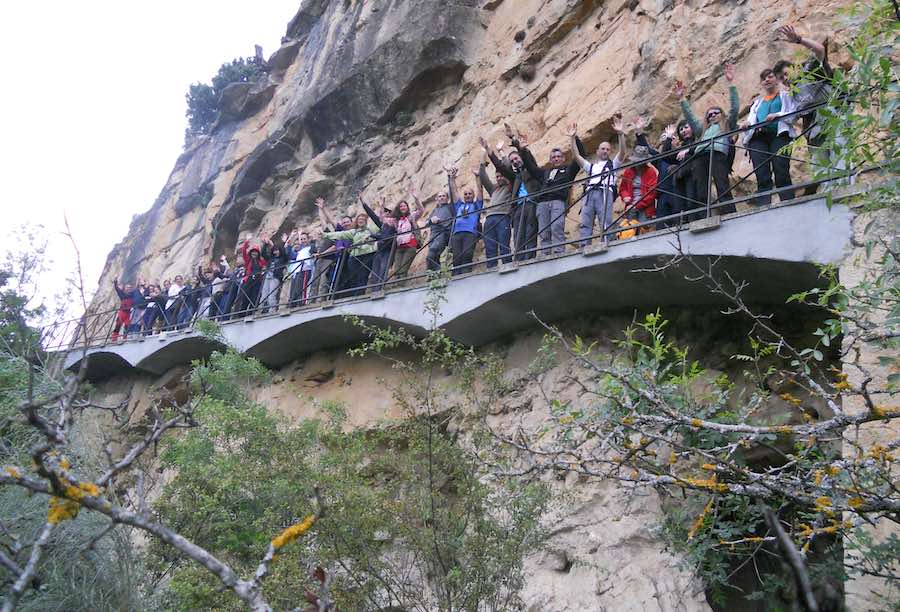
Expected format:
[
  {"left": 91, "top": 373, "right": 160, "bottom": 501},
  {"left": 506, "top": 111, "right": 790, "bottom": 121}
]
[
  {"left": 668, "top": 452, "right": 678, "bottom": 465},
  {"left": 59, "top": 457, "right": 71, "bottom": 470},
  {"left": 4, "top": 466, "right": 21, "bottom": 479},
  {"left": 558, "top": 415, "right": 574, "bottom": 425},
  {"left": 868, "top": 444, "right": 894, "bottom": 462},
  {"left": 271, "top": 514, "right": 317, "bottom": 550},
  {"left": 684, "top": 476, "right": 729, "bottom": 492},
  {"left": 688, "top": 498, "right": 714, "bottom": 540},
  {"left": 871, "top": 404, "right": 891, "bottom": 418},
  {"left": 814, "top": 496, "right": 833, "bottom": 512},
  {"left": 779, "top": 393, "right": 802, "bottom": 407},
  {"left": 826, "top": 465, "right": 841, "bottom": 477},
  {"left": 814, "top": 470, "right": 824, "bottom": 486},
  {"left": 701, "top": 463, "right": 717, "bottom": 471},
  {"left": 848, "top": 497, "right": 865, "bottom": 509},
  {"left": 47, "top": 496, "right": 80, "bottom": 524},
  {"left": 621, "top": 416, "right": 634, "bottom": 426},
  {"left": 690, "top": 418, "right": 702, "bottom": 428}
]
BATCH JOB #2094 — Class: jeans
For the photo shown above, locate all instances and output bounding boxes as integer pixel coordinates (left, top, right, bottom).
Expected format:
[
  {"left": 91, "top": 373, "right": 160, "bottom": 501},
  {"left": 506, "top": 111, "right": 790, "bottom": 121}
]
[
  {"left": 674, "top": 177, "right": 702, "bottom": 223},
  {"left": 580, "top": 187, "right": 615, "bottom": 245},
  {"left": 693, "top": 150, "right": 735, "bottom": 215},
  {"left": 369, "top": 249, "right": 393, "bottom": 289},
  {"left": 512, "top": 201, "right": 538, "bottom": 261},
  {"left": 450, "top": 231, "right": 478, "bottom": 275},
  {"left": 342, "top": 252, "right": 374, "bottom": 297},
  {"left": 656, "top": 185, "right": 681, "bottom": 227},
  {"left": 748, "top": 132, "right": 794, "bottom": 205},
  {"left": 427, "top": 229, "right": 451, "bottom": 271},
  {"left": 482, "top": 215, "right": 511, "bottom": 267},
  {"left": 260, "top": 275, "right": 280, "bottom": 311},
  {"left": 537, "top": 199, "right": 566, "bottom": 255}
]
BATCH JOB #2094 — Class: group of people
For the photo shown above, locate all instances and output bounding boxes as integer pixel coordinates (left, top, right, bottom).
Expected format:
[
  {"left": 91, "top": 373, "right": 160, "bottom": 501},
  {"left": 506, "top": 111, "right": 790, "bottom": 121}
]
[{"left": 107, "top": 24, "right": 837, "bottom": 341}]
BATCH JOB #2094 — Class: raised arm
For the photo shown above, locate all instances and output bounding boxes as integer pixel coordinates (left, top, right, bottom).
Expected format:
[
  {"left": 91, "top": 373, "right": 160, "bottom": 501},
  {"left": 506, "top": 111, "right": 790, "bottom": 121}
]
[
  {"left": 674, "top": 81, "right": 703, "bottom": 139},
  {"left": 513, "top": 138, "right": 541, "bottom": 178},
  {"left": 612, "top": 115, "right": 628, "bottom": 163},
  {"left": 407, "top": 182, "right": 424, "bottom": 219},
  {"left": 315, "top": 197, "right": 335, "bottom": 228},
  {"left": 358, "top": 193, "right": 384, "bottom": 229},
  {"left": 472, "top": 166, "right": 484, "bottom": 202},
  {"left": 478, "top": 152, "right": 496, "bottom": 195},
  {"left": 778, "top": 25, "right": 825, "bottom": 61},
  {"left": 445, "top": 166, "right": 460, "bottom": 202},
  {"left": 724, "top": 62, "right": 740, "bottom": 130},
  {"left": 566, "top": 123, "right": 591, "bottom": 172}
]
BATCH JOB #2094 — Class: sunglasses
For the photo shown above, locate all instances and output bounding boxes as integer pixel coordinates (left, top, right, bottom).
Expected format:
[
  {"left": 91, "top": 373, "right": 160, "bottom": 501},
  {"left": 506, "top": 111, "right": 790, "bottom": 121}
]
[{"left": 706, "top": 110, "right": 721, "bottom": 120}]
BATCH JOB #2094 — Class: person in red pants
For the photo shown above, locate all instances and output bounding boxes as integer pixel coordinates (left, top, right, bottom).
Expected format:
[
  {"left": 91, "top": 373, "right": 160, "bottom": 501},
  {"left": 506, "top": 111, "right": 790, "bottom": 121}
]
[{"left": 112, "top": 278, "right": 136, "bottom": 341}]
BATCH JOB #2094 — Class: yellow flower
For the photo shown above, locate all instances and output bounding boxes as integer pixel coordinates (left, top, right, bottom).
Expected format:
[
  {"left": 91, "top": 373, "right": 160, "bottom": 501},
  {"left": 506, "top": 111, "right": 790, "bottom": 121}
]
[
  {"left": 271, "top": 514, "right": 317, "bottom": 550},
  {"left": 690, "top": 418, "right": 702, "bottom": 427}
]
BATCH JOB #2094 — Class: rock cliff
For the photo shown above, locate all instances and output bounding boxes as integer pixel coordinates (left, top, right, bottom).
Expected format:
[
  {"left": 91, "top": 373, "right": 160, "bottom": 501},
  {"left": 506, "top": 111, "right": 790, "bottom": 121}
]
[
  {"left": 82, "top": 1, "right": 871, "bottom": 609},
  {"left": 90, "top": 0, "right": 851, "bottom": 310}
]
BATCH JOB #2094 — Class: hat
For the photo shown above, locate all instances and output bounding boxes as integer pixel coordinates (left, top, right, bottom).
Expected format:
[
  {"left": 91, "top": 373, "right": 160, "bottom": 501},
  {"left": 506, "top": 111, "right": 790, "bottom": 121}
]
[{"left": 628, "top": 145, "right": 652, "bottom": 164}]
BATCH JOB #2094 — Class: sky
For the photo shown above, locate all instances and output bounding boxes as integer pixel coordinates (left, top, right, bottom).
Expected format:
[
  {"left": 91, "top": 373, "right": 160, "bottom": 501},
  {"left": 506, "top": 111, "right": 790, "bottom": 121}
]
[{"left": 0, "top": 1, "right": 299, "bottom": 312}]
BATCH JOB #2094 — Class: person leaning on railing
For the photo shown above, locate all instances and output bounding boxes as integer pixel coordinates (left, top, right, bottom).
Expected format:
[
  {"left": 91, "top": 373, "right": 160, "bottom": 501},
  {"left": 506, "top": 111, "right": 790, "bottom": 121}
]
[{"left": 675, "top": 61, "right": 739, "bottom": 215}]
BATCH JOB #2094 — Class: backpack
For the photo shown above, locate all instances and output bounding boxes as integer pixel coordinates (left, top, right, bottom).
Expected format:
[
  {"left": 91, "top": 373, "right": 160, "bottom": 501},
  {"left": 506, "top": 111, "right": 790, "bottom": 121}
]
[{"left": 584, "top": 160, "right": 618, "bottom": 202}]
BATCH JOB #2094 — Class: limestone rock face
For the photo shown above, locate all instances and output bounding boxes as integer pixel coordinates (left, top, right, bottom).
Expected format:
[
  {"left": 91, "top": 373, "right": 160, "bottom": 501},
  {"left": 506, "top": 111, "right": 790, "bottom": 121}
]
[
  {"left": 84, "top": 1, "right": 857, "bottom": 607},
  {"left": 91, "top": 0, "right": 850, "bottom": 313}
]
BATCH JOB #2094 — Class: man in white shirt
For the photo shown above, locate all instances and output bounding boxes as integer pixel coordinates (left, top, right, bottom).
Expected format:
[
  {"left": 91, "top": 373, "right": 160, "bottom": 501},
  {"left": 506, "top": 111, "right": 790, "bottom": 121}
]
[
  {"left": 568, "top": 118, "right": 628, "bottom": 246},
  {"left": 164, "top": 275, "right": 184, "bottom": 329}
]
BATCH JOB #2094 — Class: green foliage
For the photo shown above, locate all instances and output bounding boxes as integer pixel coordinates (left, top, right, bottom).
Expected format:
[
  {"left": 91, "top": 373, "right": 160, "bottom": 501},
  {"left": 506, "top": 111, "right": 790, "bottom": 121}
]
[
  {"left": 815, "top": 0, "right": 898, "bottom": 209},
  {"left": 153, "top": 341, "right": 548, "bottom": 611},
  {"left": 184, "top": 56, "right": 263, "bottom": 142}
]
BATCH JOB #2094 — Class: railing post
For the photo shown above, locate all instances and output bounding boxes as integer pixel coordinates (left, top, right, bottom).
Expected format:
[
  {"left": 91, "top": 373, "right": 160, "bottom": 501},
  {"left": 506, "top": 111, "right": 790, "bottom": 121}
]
[{"left": 706, "top": 147, "right": 714, "bottom": 219}]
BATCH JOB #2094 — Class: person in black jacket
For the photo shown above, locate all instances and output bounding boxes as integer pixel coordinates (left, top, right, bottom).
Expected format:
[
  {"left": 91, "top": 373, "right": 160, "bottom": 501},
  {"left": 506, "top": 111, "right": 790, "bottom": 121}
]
[
  {"left": 261, "top": 236, "right": 290, "bottom": 311},
  {"left": 486, "top": 125, "right": 547, "bottom": 261},
  {"left": 359, "top": 193, "right": 397, "bottom": 290},
  {"left": 513, "top": 131, "right": 582, "bottom": 256}
]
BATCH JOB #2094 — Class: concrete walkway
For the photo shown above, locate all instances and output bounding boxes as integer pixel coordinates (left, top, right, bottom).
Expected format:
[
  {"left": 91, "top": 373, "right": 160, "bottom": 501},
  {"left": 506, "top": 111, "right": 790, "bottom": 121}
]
[{"left": 62, "top": 196, "right": 853, "bottom": 379}]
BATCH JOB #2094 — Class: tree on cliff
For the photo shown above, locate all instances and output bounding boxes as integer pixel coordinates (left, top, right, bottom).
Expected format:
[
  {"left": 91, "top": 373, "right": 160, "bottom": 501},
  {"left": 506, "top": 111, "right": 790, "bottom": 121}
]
[
  {"left": 480, "top": 2, "right": 900, "bottom": 608},
  {"left": 184, "top": 56, "right": 263, "bottom": 143}
]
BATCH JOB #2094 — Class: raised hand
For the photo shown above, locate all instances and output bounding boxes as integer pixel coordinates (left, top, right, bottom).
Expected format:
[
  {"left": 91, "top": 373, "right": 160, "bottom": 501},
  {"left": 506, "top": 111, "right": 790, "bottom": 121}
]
[
  {"left": 633, "top": 116, "right": 650, "bottom": 134},
  {"left": 449, "top": 166, "right": 459, "bottom": 178},
  {"left": 314, "top": 197, "right": 325, "bottom": 208},
  {"left": 496, "top": 140, "right": 506, "bottom": 151},
  {"left": 471, "top": 165, "right": 480, "bottom": 177},
  {"left": 724, "top": 62, "right": 736, "bottom": 83},
  {"left": 518, "top": 133, "right": 529, "bottom": 146},
  {"left": 611, "top": 115, "right": 627, "bottom": 134},
  {"left": 565, "top": 122, "right": 577, "bottom": 137},
  {"left": 478, "top": 136, "right": 490, "bottom": 152},
  {"left": 777, "top": 24, "right": 802, "bottom": 44},
  {"left": 672, "top": 79, "right": 686, "bottom": 100},
  {"left": 504, "top": 122, "right": 516, "bottom": 139},
  {"left": 662, "top": 123, "right": 677, "bottom": 141}
]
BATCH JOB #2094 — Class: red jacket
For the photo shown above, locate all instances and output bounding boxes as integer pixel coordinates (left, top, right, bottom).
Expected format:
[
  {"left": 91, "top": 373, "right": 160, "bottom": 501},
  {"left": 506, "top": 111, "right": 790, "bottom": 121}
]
[
  {"left": 241, "top": 240, "right": 268, "bottom": 282},
  {"left": 619, "top": 164, "right": 658, "bottom": 217}
]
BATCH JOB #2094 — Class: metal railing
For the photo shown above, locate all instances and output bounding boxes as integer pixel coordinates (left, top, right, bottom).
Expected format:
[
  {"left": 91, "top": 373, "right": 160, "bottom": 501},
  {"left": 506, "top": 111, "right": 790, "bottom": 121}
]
[{"left": 43, "top": 95, "right": 868, "bottom": 355}]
